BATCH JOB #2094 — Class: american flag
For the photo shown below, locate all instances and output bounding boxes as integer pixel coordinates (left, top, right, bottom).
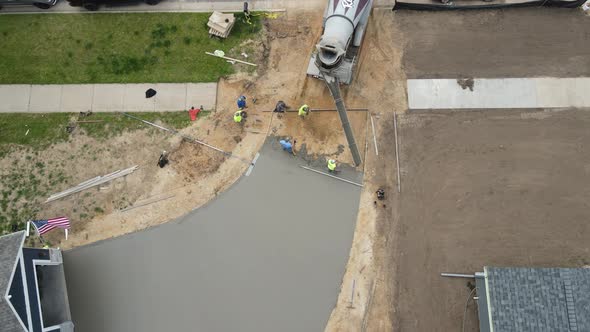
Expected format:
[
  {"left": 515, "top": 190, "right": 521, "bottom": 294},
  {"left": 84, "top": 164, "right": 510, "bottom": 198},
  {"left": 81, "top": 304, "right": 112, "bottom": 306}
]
[{"left": 31, "top": 217, "right": 70, "bottom": 235}]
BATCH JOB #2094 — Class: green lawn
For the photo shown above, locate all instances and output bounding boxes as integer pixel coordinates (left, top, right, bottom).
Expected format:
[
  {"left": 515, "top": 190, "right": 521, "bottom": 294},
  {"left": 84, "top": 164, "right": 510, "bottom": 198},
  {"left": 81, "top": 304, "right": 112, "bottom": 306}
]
[
  {"left": 0, "top": 111, "right": 199, "bottom": 235},
  {"left": 0, "top": 111, "right": 197, "bottom": 155},
  {"left": 0, "top": 13, "right": 261, "bottom": 84}
]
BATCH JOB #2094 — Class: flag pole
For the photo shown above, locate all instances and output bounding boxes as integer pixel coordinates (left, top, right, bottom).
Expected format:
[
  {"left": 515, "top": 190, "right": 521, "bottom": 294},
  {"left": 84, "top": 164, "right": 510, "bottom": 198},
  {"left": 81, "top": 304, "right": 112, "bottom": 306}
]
[
  {"left": 65, "top": 229, "right": 68, "bottom": 241},
  {"left": 26, "top": 221, "right": 30, "bottom": 237}
]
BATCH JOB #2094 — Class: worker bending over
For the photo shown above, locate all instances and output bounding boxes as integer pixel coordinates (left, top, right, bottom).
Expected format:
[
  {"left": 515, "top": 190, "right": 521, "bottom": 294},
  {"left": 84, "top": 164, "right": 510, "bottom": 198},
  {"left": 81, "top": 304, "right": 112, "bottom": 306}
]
[
  {"left": 376, "top": 188, "right": 385, "bottom": 200},
  {"left": 298, "top": 104, "right": 310, "bottom": 118},
  {"left": 158, "top": 151, "right": 169, "bottom": 168},
  {"left": 237, "top": 95, "right": 247, "bottom": 110},
  {"left": 279, "top": 139, "right": 293, "bottom": 153},
  {"left": 234, "top": 110, "right": 247, "bottom": 123},
  {"left": 327, "top": 159, "right": 337, "bottom": 172}
]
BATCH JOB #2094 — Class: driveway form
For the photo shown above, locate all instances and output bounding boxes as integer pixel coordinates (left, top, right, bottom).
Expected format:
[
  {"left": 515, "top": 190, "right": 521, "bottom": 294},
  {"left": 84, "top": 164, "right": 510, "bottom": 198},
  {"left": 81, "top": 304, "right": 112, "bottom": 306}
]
[{"left": 63, "top": 139, "right": 362, "bottom": 332}]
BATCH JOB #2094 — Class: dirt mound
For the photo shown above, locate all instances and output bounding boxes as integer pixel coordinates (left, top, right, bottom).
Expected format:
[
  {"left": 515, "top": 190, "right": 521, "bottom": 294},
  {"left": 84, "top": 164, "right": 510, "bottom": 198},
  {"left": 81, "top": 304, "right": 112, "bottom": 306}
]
[{"left": 171, "top": 141, "right": 225, "bottom": 182}]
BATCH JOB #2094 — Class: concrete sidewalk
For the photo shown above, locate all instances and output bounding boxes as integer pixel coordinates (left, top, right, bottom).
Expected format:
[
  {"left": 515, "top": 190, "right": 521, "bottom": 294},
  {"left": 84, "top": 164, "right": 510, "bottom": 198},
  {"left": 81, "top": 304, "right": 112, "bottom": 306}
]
[
  {"left": 0, "top": 83, "right": 216, "bottom": 113},
  {"left": 407, "top": 78, "right": 590, "bottom": 110}
]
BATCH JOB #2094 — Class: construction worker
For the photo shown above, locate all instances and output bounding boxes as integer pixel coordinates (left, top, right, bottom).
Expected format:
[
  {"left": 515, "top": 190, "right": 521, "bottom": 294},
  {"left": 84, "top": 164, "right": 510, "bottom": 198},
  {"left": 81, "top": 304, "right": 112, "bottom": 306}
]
[
  {"left": 157, "top": 151, "right": 169, "bottom": 168},
  {"left": 376, "top": 188, "right": 385, "bottom": 200},
  {"left": 279, "top": 139, "right": 293, "bottom": 153},
  {"left": 237, "top": 95, "right": 247, "bottom": 110},
  {"left": 298, "top": 104, "right": 310, "bottom": 118},
  {"left": 327, "top": 159, "right": 337, "bottom": 172},
  {"left": 234, "top": 110, "right": 243, "bottom": 123}
]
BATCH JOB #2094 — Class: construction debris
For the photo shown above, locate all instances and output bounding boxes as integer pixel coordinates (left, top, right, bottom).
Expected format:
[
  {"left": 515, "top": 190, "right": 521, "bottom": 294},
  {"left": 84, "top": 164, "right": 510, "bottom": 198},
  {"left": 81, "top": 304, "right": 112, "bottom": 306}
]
[
  {"left": 208, "top": 11, "right": 236, "bottom": 38},
  {"left": 205, "top": 52, "right": 257, "bottom": 67},
  {"left": 45, "top": 166, "right": 139, "bottom": 203}
]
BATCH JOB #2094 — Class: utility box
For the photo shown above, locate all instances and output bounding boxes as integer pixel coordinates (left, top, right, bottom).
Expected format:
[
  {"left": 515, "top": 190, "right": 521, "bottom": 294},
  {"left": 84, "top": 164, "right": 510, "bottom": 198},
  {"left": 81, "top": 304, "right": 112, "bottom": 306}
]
[{"left": 208, "top": 11, "right": 236, "bottom": 39}]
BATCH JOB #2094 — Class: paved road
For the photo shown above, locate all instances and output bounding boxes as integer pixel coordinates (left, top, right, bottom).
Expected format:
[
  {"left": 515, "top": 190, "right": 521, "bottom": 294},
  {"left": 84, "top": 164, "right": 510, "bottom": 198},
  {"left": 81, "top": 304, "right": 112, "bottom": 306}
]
[
  {"left": 0, "top": 83, "right": 217, "bottom": 113},
  {"left": 63, "top": 139, "right": 362, "bottom": 332}
]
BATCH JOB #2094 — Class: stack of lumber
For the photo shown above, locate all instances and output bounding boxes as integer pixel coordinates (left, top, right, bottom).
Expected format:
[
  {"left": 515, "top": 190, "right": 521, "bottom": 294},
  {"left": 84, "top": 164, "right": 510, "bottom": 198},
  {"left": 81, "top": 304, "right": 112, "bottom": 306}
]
[
  {"left": 45, "top": 166, "right": 139, "bottom": 203},
  {"left": 208, "top": 11, "right": 235, "bottom": 38}
]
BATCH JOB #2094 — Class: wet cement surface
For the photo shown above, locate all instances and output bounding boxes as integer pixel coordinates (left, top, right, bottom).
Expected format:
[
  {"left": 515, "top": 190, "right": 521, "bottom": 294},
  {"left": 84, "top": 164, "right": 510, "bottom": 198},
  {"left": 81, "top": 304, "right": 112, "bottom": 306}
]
[{"left": 63, "top": 139, "right": 362, "bottom": 332}]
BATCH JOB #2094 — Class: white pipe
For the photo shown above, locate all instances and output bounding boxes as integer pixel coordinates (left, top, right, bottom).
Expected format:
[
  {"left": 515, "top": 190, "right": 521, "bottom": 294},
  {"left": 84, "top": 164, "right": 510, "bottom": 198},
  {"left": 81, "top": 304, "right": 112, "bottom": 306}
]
[
  {"left": 441, "top": 273, "right": 476, "bottom": 278},
  {"left": 370, "top": 114, "right": 378, "bottom": 156},
  {"left": 393, "top": 113, "right": 401, "bottom": 193},
  {"left": 205, "top": 52, "right": 258, "bottom": 67}
]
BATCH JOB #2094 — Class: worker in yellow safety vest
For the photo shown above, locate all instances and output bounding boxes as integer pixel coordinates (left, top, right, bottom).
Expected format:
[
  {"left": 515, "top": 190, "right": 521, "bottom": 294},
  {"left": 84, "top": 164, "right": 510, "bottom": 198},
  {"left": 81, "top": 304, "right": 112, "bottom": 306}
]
[
  {"left": 298, "top": 104, "right": 309, "bottom": 118},
  {"left": 327, "top": 159, "right": 337, "bottom": 172},
  {"left": 234, "top": 110, "right": 243, "bottom": 123}
]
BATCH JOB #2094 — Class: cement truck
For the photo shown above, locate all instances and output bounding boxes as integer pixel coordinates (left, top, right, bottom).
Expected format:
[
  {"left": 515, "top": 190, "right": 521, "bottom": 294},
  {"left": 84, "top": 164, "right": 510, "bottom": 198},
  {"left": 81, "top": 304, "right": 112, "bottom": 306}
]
[
  {"left": 307, "top": 0, "right": 373, "bottom": 85},
  {"left": 307, "top": 0, "right": 374, "bottom": 166}
]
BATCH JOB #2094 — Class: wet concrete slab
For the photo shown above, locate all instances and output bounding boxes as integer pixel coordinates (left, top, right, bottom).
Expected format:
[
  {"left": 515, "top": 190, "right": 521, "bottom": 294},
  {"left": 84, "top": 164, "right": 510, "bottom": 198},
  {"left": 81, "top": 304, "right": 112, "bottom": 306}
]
[{"left": 63, "top": 139, "right": 362, "bottom": 332}]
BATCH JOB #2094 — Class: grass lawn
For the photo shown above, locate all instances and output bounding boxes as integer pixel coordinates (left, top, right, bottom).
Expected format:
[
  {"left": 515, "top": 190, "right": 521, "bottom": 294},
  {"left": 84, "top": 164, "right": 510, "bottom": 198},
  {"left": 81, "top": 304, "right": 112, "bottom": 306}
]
[
  {"left": 0, "top": 111, "right": 199, "bottom": 235},
  {"left": 0, "top": 13, "right": 261, "bottom": 84},
  {"left": 0, "top": 111, "right": 197, "bottom": 155}
]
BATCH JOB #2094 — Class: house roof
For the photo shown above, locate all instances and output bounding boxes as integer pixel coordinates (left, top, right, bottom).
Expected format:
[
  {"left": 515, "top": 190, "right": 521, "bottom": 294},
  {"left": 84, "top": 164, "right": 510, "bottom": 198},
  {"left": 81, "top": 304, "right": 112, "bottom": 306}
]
[
  {"left": 0, "top": 231, "right": 26, "bottom": 332},
  {"left": 484, "top": 267, "right": 590, "bottom": 332}
]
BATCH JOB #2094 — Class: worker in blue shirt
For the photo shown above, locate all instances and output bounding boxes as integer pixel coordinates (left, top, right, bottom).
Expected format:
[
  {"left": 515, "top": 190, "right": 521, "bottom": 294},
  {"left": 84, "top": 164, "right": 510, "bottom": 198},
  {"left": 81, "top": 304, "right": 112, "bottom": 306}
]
[
  {"left": 237, "top": 96, "right": 247, "bottom": 110},
  {"left": 279, "top": 139, "right": 293, "bottom": 153}
]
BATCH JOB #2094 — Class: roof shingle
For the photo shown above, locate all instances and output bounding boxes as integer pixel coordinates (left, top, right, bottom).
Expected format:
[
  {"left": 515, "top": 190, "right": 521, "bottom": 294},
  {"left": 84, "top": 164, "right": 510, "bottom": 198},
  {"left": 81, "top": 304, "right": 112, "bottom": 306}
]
[
  {"left": 0, "top": 231, "right": 26, "bottom": 332},
  {"left": 485, "top": 267, "right": 590, "bottom": 332}
]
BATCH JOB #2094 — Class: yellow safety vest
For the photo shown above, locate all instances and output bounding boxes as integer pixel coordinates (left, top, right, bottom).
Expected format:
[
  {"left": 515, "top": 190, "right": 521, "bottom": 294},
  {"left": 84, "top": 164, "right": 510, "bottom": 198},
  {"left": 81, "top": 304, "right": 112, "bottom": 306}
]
[
  {"left": 234, "top": 111, "right": 242, "bottom": 123},
  {"left": 299, "top": 104, "right": 309, "bottom": 116},
  {"left": 327, "top": 160, "right": 336, "bottom": 171}
]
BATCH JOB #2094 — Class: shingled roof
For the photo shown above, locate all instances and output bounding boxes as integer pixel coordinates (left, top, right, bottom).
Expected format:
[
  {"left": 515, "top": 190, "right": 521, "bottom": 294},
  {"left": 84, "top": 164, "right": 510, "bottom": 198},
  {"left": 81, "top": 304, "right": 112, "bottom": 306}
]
[
  {"left": 0, "top": 231, "right": 26, "bottom": 332},
  {"left": 479, "top": 267, "right": 590, "bottom": 332}
]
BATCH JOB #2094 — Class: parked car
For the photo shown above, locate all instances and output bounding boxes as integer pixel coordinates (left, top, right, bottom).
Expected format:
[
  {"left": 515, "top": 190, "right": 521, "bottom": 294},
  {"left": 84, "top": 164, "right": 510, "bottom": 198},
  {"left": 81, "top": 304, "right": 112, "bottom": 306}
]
[
  {"left": 66, "top": 0, "right": 159, "bottom": 11},
  {"left": 0, "top": 0, "right": 58, "bottom": 9}
]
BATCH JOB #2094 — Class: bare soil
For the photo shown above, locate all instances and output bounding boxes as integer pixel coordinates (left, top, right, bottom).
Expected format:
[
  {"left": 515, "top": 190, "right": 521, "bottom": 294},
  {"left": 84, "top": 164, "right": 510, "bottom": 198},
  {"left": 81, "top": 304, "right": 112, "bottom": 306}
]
[
  {"left": 323, "top": 7, "right": 590, "bottom": 332},
  {"left": 325, "top": 8, "right": 407, "bottom": 332},
  {"left": 328, "top": 6, "right": 590, "bottom": 332},
  {"left": 391, "top": 110, "right": 590, "bottom": 332},
  {"left": 398, "top": 8, "right": 590, "bottom": 79}
]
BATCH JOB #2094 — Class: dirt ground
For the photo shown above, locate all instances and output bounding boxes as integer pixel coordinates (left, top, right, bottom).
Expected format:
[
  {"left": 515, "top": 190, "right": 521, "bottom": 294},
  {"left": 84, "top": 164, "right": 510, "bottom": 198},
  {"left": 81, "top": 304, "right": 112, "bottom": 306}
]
[
  {"left": 325, "top": 8, "right": 407, "bottom": 332},
  {"left": 398, "top": 8, "right": 590, "bottom": 79},
  {"left": 391, "top": 109, "right": 590, "bottom": 331},
  {"left": 328, "top": 6, "right": 590, "bottom": 332}
]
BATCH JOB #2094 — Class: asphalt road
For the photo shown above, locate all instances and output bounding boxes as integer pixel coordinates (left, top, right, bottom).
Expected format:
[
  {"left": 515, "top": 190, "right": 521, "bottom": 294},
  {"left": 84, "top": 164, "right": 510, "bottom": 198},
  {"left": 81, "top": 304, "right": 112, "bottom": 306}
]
[{"left": 63, "top": 139, "right": 362, "bottom": 332}]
